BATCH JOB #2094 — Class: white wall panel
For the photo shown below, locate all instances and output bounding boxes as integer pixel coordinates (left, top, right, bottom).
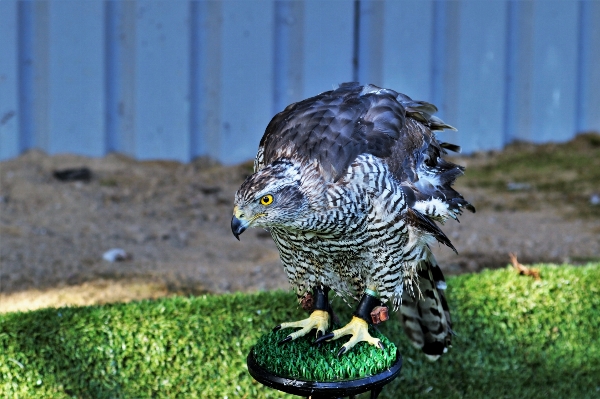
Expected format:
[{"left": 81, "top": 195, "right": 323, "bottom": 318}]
[
  {"left": 134, "top": 1, "right": 191, "bottom": 161},
  {"left": 529, "top": 1, "right": 579, "bottom": 143},
  {"left": 455, "top": 0, "right": 507, "bottom": 153},
  {"left": 190, "top": 0, "right": 223, "bottom": 161},
  {"left": 47, "top": 1, "right": 105, "bottom": 156},
  {"left": 303, "top": 0, "right": 355, "bottom": 99},
  {"left": 577, "top": 0, "right": 600, "bottom": 133},
  {"left": 430, "top": 0, "right": 461, "bottom": 147},
  {"left": 380, "top": 0, "right": 435, "bottom": 104},
  {"left": 0, "top": 0, "right": 19, "bottom": 159},
  {"left": 219, "top": 0, "right": 274, "bottom": 164},
  {"left": 0, "top": 0, "right": 597, "bottom": 163},
  {"left": 273, "top": 0, "right": 305, "bottom": 114},
  {"left": 105, "top": 0, "right": 136, "bottom": 156}
]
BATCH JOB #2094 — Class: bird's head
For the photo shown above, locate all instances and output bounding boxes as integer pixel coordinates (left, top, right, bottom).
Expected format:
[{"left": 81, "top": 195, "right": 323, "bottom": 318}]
[{"left": 231, "top": 160, "right": 310, "bottom": 239}]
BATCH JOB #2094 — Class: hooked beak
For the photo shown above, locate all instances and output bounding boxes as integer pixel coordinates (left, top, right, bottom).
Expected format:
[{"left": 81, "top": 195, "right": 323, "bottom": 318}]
[
  {"left": 231, "top": 205, "right": 249, "bottom": 240},
  {"left": 231, "top": 215, "right": 248, "bottom": 240}
]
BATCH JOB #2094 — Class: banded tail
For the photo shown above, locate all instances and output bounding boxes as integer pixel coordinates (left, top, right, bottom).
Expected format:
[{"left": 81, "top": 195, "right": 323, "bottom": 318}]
[{"left": 400, "top": 255, "right": 452, "bottom": 361}]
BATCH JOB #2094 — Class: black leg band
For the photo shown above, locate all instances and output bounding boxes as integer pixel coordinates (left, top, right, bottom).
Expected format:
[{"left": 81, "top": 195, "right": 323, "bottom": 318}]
[
  {"left": 312, "top": 286, "right": 331, "bottom": 311},
  {"left": 353, "top": 291, "right": 382, "bottom": 323}
]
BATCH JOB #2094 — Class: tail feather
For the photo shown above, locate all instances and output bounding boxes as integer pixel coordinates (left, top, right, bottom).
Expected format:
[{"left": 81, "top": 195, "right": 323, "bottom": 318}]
[{"left": 400, "top": 256, "right": 452, "bottom": 361}]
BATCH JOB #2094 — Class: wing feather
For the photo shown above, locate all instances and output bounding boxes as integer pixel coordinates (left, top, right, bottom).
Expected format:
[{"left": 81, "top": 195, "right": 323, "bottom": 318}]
[
  {"left": 257, "top": 82, "right": 474, "bottom": 228},
  {"left": 259, "top": 82, "right": 403, "bottom": 181}
]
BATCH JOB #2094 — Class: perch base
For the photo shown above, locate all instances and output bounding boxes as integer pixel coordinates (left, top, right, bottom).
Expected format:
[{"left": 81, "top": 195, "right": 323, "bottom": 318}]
[{"left": 247, "top": 349, "right": 402, "bottom": 399}]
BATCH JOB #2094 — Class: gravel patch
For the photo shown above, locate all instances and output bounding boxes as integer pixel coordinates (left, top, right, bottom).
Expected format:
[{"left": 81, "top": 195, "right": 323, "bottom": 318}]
[{"left": 1, "top": 146, "right": 598, "bottom": 312}]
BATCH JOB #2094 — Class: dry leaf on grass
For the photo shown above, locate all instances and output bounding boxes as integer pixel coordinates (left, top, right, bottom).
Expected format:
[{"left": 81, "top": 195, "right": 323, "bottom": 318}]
[{"left": 509, "top": 253, "right": 541, "bottom": 280}]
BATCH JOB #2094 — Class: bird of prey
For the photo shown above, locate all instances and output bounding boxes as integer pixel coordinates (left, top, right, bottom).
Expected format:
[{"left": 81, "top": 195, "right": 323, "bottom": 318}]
[{"left": 232, "top": 82, "right": 474, "bottom": 360}]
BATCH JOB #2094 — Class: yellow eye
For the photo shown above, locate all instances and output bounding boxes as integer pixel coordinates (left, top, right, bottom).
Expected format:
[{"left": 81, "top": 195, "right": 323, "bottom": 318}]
[{"left": 260, "top": 194, "right": 274, "bottom": 206}]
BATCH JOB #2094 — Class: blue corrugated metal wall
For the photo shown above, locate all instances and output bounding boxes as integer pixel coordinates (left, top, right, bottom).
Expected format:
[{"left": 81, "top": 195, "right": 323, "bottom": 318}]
[{"left": 1, "top": 0, "right": 599, "bottom": 164}]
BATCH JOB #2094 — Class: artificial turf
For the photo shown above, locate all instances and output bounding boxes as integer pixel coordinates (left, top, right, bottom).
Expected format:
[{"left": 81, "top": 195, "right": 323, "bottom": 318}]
[
  {"left": 252, "top": 324, "right": 397, "bottom": 381},
  {"left": 1, "top": 263, "right": 599, "bottom": 398}
]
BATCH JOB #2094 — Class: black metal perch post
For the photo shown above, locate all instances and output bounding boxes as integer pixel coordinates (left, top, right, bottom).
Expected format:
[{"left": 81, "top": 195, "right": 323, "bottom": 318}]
[{"left": 247, "top": 349, "right": 402, "bottom": 399}]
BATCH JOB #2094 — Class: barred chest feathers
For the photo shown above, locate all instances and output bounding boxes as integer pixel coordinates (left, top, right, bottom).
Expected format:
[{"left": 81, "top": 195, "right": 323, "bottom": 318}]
[{"left": 270, "top": 154, "right": 424, "bottom": 309}]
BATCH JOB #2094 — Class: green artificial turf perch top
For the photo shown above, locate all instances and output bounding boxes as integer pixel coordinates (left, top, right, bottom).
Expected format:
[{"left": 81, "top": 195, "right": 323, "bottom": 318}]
[
  {"left": 252, "top": 325, "right": 397, "bottom": 381},
  {"left": 1, "top": 263, "right": 599, "bottom": 398}
]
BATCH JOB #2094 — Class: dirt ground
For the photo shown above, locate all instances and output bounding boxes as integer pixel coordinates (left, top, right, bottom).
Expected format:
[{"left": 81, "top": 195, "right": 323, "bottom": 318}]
[{"left": 1, "top": 135, "right": 599, "bottom": 313}]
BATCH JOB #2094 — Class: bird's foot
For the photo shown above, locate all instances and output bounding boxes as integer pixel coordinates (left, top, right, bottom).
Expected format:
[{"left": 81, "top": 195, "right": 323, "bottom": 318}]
[
  {"left": 314, "top": 316, "right": 384, "bottom": 357},
  {"left": 273, "top": 309, "right": 330, "bottom": 344}
]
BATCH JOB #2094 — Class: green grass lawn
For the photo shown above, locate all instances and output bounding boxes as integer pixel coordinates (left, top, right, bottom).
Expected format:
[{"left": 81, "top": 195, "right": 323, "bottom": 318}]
[{"left": 1, "top": 263, "right": 599, "bottom": 398}]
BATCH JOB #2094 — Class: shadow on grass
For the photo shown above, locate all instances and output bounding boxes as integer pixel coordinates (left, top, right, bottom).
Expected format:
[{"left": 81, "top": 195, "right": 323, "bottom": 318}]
[
  {"left": 1, "top": 264, "right": 599, "bottom": 398},
  {"left": 1, "top": 292, "right": 304, "bottom": 398},
  {"left": 2, "top": 307, "right": 127, "bottom": 398}
]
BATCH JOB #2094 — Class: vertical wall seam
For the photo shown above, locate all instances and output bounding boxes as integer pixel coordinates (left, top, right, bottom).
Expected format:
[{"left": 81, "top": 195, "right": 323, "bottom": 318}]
[
  {"left": 104, "top": 1, "right": 116, "bottom": 153},
  {"left": 289, "top": 1, "right": 305, "bottom": 105},
  {"left": 575, "top": 0, "right": 587, "bottom": 133},
  {"left": 189, "top": 0, "right": 200, "bottom": 160},
  {"left": 352, "top": 0, "right": 360, "bottom": 82},
  {"left": 201, "top": 0, "right": 223, "bottom": 161},
  {"left": 272, "top": 1, "right": 285, "bottom": 115},
  {"left": 35, "top": 1, "right": 50, "bottom": 152},
  {"left": 273, "top": 1, "right": 306, "bottom": 114},
  {"left": 124, "top": 1, "right": 136, "bottom": 158},
  {"left": 357, "top": 0, "right": 384, "bottom": 86},
  {"left": 17, "top": 1, "right": 32, "bottom": 152},
  {"left": 503, "top": 0, "right": 517, "bottom": 146},
  {"left": 431, "top": 0, "right": 445, "bottom": 113}
]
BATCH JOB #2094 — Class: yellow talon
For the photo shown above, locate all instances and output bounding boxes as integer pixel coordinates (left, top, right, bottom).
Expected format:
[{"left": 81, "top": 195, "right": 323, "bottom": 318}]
[
  {"left": 276, "top": 310, "right": 330, "bottom": 341},
  {"left": 324, "top": 316, "right": 383, "bottom": 354}
]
